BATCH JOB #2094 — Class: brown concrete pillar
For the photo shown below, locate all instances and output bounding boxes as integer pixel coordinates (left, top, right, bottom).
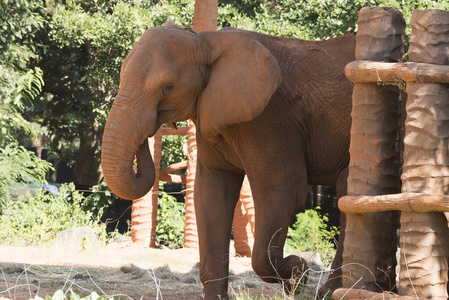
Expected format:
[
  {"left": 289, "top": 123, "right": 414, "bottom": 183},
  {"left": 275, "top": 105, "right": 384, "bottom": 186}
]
[
  {"left": 342, "top": 7, "right": 404, "bottom": 292},
  {"left": 184, "top": 121, "right": 199, "bottom": 248},
  {"left": 399, "top": 10, "right": 449, "bottom": 298},
  {"left": 232, "top": 176, "right": 255, "bottom": 257}
]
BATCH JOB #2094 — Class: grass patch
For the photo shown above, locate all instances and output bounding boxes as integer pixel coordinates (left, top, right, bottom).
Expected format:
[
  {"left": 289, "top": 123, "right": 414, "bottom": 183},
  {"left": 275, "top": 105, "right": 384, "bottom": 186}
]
[{"left": 0, "top": 183, "right": 108, "bottom": 248}]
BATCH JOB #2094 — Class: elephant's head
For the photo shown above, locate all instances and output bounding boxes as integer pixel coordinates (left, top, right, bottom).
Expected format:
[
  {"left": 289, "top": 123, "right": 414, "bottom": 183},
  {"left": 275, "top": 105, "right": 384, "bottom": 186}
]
[{"left": 101, "top": 24, "right": 281, "bottom": 200}]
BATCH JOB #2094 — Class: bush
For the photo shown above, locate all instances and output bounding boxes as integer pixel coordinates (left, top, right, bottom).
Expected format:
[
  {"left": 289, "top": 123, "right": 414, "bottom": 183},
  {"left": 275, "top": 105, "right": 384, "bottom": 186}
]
[
  {"left": 285, "top": 207, "right": 339, "bottom": 266},
  {"left": 0, "top": 143, "right": 52, "bottom": 213},
  {"left": 156, "top": 183, "right": 185, "bottom": 249},
  {"left": 83, "top": 179, "right": 119, "bottom": 216},
  {"left": 0, "top": 183, "right": 107, "bottom": 247}
]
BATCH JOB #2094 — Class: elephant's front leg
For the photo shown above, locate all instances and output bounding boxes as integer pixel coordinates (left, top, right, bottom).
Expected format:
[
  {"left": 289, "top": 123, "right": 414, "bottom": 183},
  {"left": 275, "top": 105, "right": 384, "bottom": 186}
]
[{"left": 195, "top": 163, "right": 244, "bottom": 300}]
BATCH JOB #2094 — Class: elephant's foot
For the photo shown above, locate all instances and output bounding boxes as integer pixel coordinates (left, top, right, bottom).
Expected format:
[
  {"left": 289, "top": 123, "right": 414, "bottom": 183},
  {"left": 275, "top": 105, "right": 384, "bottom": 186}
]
[
  {"left": 200, "top": 292, "right": 228, "bottom": 300},
  {"left": 254, "top": 254, "right": 309, "bottom": 294},
  {"left": 201, "top": 280, "right": 229, "bottom": 300},
  {"left": 278, "top": 255, "right": 309, "bottom": 294}
]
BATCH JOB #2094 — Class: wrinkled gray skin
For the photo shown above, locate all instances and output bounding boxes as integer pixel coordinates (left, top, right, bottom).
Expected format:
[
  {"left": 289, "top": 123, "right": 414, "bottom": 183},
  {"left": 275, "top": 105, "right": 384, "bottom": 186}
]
[{"left": 101, "top": 24, "right": 355, "bottom": 299}]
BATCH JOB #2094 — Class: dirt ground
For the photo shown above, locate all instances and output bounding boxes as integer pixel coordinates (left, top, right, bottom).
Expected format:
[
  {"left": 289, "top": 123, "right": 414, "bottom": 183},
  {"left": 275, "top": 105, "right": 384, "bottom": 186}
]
[{"left": 0, "top": 238, "right": 329, "bottom": 300}]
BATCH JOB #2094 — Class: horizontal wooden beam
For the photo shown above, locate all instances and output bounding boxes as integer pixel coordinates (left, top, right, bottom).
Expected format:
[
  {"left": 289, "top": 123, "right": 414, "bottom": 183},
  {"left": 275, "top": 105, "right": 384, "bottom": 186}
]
[
  {"left": 339, "top": 192, "right": 449, "bottom": 213},
  {"left": 160, "top": 161, "right": 188, "bottom": 175},
  {"left": 333, "top": 288, "right": 417, "bottom": 300},
  {"left": 345, "top": 60, "right": 449, "bottom": 84},
  {"left": 161, "top": 126, "right": 189, "bottom": 136},
  {"left": 159, "top": 174, "right": 186, "bottom": 185}
]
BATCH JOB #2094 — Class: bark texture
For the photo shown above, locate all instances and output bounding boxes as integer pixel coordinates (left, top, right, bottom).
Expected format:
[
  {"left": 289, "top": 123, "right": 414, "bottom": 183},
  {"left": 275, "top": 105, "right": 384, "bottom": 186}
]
[
  {"left": 74, "top": 124, "right": 102, "bottom": 187},
  {"left": 399, "top": 9, "right": 449, "bottom": 298},
  {"left": 342, "top": 6, "right": 404, "bottom": 292}
]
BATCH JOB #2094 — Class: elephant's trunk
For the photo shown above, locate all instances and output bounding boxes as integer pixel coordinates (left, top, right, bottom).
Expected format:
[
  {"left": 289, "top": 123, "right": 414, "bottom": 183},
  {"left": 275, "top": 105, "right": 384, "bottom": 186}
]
[{"left": 101, "top": 100, "right": 156, "bottom": 200}]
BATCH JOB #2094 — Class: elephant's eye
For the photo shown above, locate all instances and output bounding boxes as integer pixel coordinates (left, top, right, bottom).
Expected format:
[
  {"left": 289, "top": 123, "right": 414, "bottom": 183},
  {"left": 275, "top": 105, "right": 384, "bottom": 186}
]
[{"left": 162, "top": 83, "right": 174, "bottom": 96}]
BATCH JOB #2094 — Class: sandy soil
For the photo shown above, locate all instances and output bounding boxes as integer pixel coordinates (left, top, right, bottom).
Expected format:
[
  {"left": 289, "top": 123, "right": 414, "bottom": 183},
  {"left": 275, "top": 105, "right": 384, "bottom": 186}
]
[{"left": 0, "top": 239, "right": 328, "bottom": 299}]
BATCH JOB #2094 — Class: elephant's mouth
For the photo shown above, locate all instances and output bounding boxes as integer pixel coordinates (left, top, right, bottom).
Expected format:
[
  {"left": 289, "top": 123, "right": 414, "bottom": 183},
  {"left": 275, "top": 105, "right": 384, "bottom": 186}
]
[{"left": 134, "top": 139, "right": 149, "bottom": 178}]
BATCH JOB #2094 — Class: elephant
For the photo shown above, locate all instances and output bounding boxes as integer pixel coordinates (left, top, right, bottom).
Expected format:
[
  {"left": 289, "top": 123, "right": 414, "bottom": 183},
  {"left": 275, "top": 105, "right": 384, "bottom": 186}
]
[{"left": 101, "top": 22, "right": 356, "bottom": 299}]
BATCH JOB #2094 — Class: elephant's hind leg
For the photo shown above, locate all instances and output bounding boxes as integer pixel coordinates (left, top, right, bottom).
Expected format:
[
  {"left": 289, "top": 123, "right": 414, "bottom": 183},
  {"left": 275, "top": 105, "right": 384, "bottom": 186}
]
[
  {"left": 251, "top": 217, "right": 309, "bottom": 294},
  {"left": 249, "top": 170, "right": 310, "bottom": 294}
]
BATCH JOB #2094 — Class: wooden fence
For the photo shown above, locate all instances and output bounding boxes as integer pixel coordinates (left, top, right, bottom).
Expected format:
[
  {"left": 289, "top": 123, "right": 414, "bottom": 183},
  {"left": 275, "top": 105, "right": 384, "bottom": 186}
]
[{"left": 334, "top": 7, "right": 449, "bottom": 299}]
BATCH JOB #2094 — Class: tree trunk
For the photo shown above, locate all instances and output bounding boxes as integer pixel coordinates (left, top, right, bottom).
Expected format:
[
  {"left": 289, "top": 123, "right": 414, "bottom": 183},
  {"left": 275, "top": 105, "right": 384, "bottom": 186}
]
[{"left": 73, "top": 123, "right": 102, "bottom": 188}]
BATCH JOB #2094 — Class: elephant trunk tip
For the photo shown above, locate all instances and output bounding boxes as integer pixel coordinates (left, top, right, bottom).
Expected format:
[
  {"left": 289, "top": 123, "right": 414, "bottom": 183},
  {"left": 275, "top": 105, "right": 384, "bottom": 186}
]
[
  {"left": 102, "top": 170, "right": 154, "bottom": 201},
  {"left": 100, "top": 138, "right": 156, "bottom": 201}
]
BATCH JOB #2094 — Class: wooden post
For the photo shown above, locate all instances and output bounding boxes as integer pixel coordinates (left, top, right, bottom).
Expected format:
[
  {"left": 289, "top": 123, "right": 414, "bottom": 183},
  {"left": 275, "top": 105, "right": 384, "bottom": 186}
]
[
  {"left": 184, "top": 121, "right": 199, "bottom": 248},
  {"left": 399, "top": 10, "right": 449, "bottom": 298},
  {"left": 342, "top": 7, "right": 404, "bottom": 292},
  {"left": 131, "top": 131, "right": 162, "bottom": 246},
  {"left": 183, "top": 0, "right": 218, "bottom": 249},
  {"left": 193, "top": 0, "right": 218, "bottom": 32},
  {"left": 185, "top": 0, "right": 257, "bottom": 253}
]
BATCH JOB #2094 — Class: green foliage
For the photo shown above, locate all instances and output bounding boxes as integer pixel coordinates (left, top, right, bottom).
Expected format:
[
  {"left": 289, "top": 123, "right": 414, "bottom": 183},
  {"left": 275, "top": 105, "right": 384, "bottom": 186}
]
[
  {"left": 161, "top": 124, "right": 188, "bottom": 173},
  {"left": 220, "top": 0, "right": 449, "bottom": 40},
  {"left": 285, "top": 208, "right": 339, "bottom": 266},
  {"left": 0, "top": 183, "right": 106, "bottom": 246},
  {"left": 0, "top": 65, "right": 45, "bottom": 143},
  {"left": 156, "top": 183, "right": 185, "bottom": 249},
  {"left": 0, "top": 0, "right": 47, "bottom": 143},
  {"left": 0, "top": 143, "right": 53, "bottom": 211},
  {"left": 83, "top": 179, "right": 119, "bottom": 215}
]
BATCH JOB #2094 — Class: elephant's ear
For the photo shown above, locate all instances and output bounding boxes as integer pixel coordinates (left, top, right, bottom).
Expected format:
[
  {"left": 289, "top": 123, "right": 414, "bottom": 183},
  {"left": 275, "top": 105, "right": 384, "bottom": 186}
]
[{"left": 197, "top": 30, "right": 282, "bottom": 139}]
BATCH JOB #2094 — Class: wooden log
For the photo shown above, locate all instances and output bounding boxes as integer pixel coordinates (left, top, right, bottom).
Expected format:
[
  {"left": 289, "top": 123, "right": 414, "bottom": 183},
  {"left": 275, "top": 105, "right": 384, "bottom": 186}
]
[
  {"left": 160, "top": 161, "right": 188, "bottom": 175},
  {"left": 159, "top": 174, "right": 186, "bottom": 185},
  {"left": 339, "top": 193, "right": 449, "bottom": 213},
  {"left": 345, "top": 61, "right": 449, "bottom": 84},
  {"left": 333, "top": 288, "right": 417, "bottom": 300},
  {"left": 161, "top": 126, "right": 189, "bottom": 136}
]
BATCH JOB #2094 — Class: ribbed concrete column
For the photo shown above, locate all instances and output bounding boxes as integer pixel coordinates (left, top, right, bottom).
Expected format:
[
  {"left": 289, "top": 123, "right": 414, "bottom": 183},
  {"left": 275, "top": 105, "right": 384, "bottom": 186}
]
[
  {"left": 233, "top": 176, "right": 255, "bottom": 257},
  {"left": 184, "top": 121, "right": 199, "bottom": 248},
  {"left": 342, "top": 7, "right": 404, "bottom": 292},
  {"left": 399, "top": 10, "right": 449, "bottom": 298},
  {"left": 183, "top": 1, "right": 217, "bottom": 248}
]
